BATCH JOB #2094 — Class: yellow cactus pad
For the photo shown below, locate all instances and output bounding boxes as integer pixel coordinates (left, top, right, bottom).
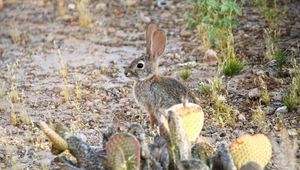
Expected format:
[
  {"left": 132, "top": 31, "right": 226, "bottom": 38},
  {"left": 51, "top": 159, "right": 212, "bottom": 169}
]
[
  {"left": 166, "top": 103, "right": 204, "bottom": 142},
  {"left": 229, "top": 134, "right": 272, "bottom": 169}
]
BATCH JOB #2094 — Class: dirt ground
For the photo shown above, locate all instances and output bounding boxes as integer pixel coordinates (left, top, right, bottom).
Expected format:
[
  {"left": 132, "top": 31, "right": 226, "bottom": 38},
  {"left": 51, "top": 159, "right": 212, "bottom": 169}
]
[{"left": 0, "top": 0, "right": 299, "bottom": 169}]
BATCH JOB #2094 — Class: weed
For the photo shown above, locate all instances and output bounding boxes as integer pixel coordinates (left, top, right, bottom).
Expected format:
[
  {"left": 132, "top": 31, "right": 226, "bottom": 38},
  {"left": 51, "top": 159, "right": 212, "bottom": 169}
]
[
  {"left": 0, "top": 83, "right": 4, "bottom": 99},
  {"left": 283, "top": 91, "right": 298, "bottom": 112},
  {"left": 221, "top": 57, "right": 243, "bottom": 76},
  {"left": 199, "top": 83, "right": 211, "bottom": 95},
  {"left": 10, "top": 103, "right": 17, "bottom": 126},
  {"left": 211, "top": 77, "right": 223, "bottom": 94},
  {"left": 220, "top": 30, "right": 244, "bottom": 76},
  {"left": 7, "top": 62, "right": 20, "bottom": 103},
  {"left": 58, "top": 49, "right": 70, "bottom": 102},
  {"left": 75, "top": 80, "right": 82, "bottom": 100},
  {"left": 264, "top": 29, "right": 276, "bottom": 61},
  {"left": 187, "top": 0, "right": 242, "bottom": 50},
  {"left": 253, "top": 0, "right": 285, "bottom": 30},
  {"left": 20, "top": 111, "right": 32, "bottom": 125},
  {"left": 251, "top": 106, "right": 265, "bottom": 123},
  {"left": 196, "top": 24, "right": 212, "bottom": 51},
  {"left": 283, "top": 65, "right": 300, "bottom": 111},
  {"left": 258, "top": 77, "right": 270, "bottom": 105},
  {"left": 99, "top": 66, "right": 107, "bottom": 75},
  {"left": 11, "top": 27, "right": 21, "bottom": 44},
  {"left": 179, "top": 68, "right": 191, "bottom": 80},
  {"left": 77, "top": 0, "right": 91, "bottom": 28},
  {"left": 203, "top": 77, "right": 235, "bottom": 126},
  {"left": 57, "top": 0, "right": 66, "bottom": 17},
  {"left": 274, "top": 49, "right": 286, "bottom": 71}
]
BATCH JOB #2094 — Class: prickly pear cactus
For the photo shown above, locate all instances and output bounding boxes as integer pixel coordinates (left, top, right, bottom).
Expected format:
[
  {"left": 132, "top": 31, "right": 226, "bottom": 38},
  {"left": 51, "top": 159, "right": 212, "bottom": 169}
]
[
  {"left": 106, "top": 133, "right": 141, "bottom": 170},
  {"left": 229, "top": 134, "right": 272, "bottom": 169},
  {"left": 191, "top": 142, "right": 215, "bottom": 167},
  {"left": 167, "top": 103, "right": 204, "bottom": 142}
]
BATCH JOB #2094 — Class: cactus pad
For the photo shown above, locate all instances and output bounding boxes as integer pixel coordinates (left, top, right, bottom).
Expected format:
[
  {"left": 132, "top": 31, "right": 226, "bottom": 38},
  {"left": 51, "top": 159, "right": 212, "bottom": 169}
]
[
  {"left": 106, "top": 133, "right": 141, "bottom": 170},
  {"left": 166, "top": 103, "right": 204, "bottom": 142},
  {"left": 229, "top": 134, "right": 272, "bottom": 169}
]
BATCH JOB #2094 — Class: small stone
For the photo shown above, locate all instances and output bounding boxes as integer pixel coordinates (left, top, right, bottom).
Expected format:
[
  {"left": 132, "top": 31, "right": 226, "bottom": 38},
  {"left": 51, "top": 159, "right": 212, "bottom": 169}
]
[
  {"left": 238, "top": 114, "right": 246, "bottom": 121},
  {"left": 270, "top": 91, "right": 282, "bottom": 101},
  {"left": 86, "top": 101, "right": 93, "bottom": 107},
  {"left": 96, "top": 3, "right": 107, "bottom": 10},
  {"left": 233, "top": 130, "right": 241, "bottom": 137},
  {"left": 275, "top": 106, "right": 288, "bottom": 114},
  {"left": 263, "top": 106, "right": 275, "bottom": 115},
  {"left": 203, "top": 49, "right": 218, "bottom": 66},
  {"left": 68, "top": 3, "right": 75, "bottom": 10},
  {"left": 140, "top": 12, "right": 151, "bottom": 23},
  {"left": 180, "top": 29, "right": 192, "bottom": 37},
  {"left": 126, "top": 0, "right": 139, "bottom": 6},
  {"left": 287, "top": 129, "right": 297, "bottom": 136},
  {"left": 74, "top": 133, "right": 87, "bottom": 142},
  {"left": 248, "top": 88, "right": 261, "bottom": 99},
  {"left": 156, "top": 0, "right": 170, "bottom": 9},
  {"left": 255, "top": 70, "right": 265, "bottom": 76}
]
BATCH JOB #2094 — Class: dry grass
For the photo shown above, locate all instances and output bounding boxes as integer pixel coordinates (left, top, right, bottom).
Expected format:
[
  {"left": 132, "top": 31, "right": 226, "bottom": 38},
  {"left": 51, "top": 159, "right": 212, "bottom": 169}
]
[
  {"left": 77, "top": 0, "right": 91, "bottom": 28},
  {"left": 258, "top": 76, "right": 270, "bottom": 105},
  {"left": 264, "top": 29, "right": 276, "bottom": 61},
  {"left": 57, "top": 0, "right": 66, "bottom": 17}
]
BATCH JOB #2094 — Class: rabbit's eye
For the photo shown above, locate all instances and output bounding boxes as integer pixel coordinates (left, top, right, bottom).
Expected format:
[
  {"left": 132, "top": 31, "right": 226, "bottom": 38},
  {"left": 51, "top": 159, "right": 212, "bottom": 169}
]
[{"left": 137, "top": 62, "right": 144, "bottom": 69}]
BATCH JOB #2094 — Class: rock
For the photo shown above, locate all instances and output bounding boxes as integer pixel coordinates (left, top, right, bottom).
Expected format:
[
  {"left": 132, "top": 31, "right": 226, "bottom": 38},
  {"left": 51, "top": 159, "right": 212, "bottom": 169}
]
[
  {"left": 275, "top": 106, "right": 288, "bottom": 114},
  {"left": 68, "top": 3, "right": 75, "bottom": 10},
  {"left": 248, "top": 88, "right": 261, "bottom": 99},
  {"left": 255, "top": 70, "right": 265, "bottom": 77},
  {"left": 140, "top": 12, "right": 151, "bottom": 23},
  {"left": 263, "top": 106, "right": 275, "bottom": 115},
  {"left": 125, "top": 0, "right": 139, "bottom": 6},
  {"left": 96, "top": 3, "right": 107, "bottom": 10},
  {"left": 156, "top": 0, "right": 171, "bottom": 9},
  {"left": 269, "top": 91, "right": 282, "bottom": 101},
  {"left": 180, "top": 29, "right": 192, "bottom": 37},
  {"left": 237, "top": 114, "right": 246, "bottom": 121},
  {"left": 203, "top": 49, "right": 218, "bottom": 66},
  {"left": 287, "top": 129, "right": 297, "bottom": 136}
]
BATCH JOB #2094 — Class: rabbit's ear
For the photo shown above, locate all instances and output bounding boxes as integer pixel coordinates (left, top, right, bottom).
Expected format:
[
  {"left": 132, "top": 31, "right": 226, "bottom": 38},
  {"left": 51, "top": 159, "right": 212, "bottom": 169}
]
[
  {"left": 150, "top": 30, "right": 166, "bottom": 58},
  {"left": 146, "top": 23, "right": 159, "bottom": 55}
]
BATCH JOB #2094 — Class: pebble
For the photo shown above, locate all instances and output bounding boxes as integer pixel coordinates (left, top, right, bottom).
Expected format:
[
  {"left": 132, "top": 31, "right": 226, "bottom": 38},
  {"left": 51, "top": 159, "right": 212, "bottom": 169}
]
[
  {"left": 140, "top": 12, "right": 151, "bottom": 23},
  {"left": 237, "top": 114, "right": 246, "bottom": 121},
  {"left": 156, "top": 0, "right": 171, "bottom": 9},
  {"left": 248, "top": 88, "right": 261, "bottom": 99},
  {"left": 68, "top": 3, "right": 75, "bottom": 10},
  {"left": 263, "top": 106, "right": 275, "bottom": 115},
  {"left": 269, "top": 91, "right": 282, "bottom": 101},
  {"left": 203, "top": 49, "right": 218, "bottom": 66},
  {"left": 275, "top": 106, "right": 288, "bottom": 114},
  {"left": 287, "top": 129, "right": 297, "bottom": 136},
  {"left": 74, "top": 133, "right": 87, "bottom": 142},
  {"left": 180, "top": 29, "right": 192, "bottom": 37},
  {"left": 96, "top": 3, "right": 107, "bottom": 10}
]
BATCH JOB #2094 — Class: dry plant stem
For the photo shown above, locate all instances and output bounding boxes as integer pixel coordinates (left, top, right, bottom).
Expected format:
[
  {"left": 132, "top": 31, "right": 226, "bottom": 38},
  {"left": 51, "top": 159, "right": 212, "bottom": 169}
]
[{"left": 39, "top": 121, "right": 68, "bottom": 152}]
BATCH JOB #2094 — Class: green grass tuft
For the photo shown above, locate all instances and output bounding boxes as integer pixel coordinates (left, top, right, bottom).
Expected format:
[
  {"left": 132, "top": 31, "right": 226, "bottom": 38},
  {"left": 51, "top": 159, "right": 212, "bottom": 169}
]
[
  {"left": 274, "top": 49, "right": 286, "bottom": 71},
  {"left": 221, "top": 57, "right": 244, "bottom": 76},
  {"left": 283, "top": 92, "right": 298, "bottom": 112},
  {"left": 179, "top": 69, "right": 191, "bottom": 81}
]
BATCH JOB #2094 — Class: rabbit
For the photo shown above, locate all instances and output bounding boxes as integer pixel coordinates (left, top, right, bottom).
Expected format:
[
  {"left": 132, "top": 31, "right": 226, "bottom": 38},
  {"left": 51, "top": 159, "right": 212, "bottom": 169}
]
[{"left": 124, "top": 23, "right": 196, "bottom": 126}]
